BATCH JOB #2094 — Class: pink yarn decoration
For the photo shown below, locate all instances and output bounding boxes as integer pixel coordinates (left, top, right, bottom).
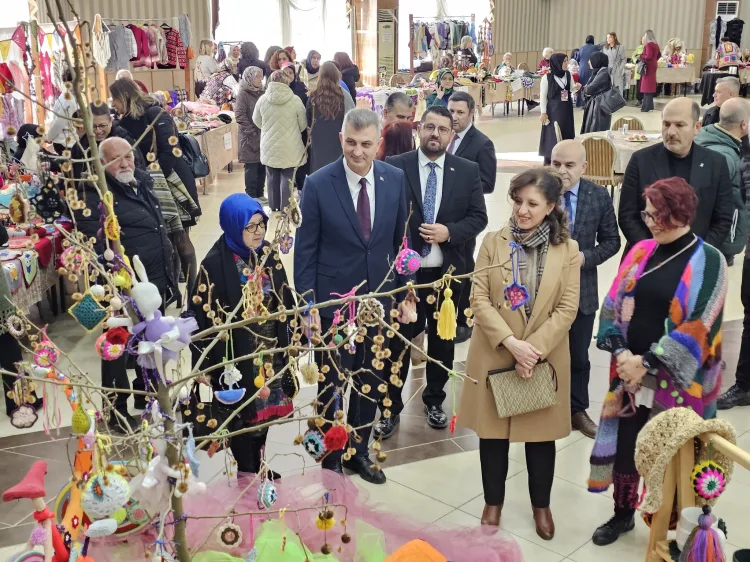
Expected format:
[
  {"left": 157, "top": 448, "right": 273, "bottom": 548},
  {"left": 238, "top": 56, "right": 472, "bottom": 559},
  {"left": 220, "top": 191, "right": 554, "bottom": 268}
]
[
  {"left": 395, "top": 237, "right": 421, "bottom": 276},
  {"left": 95, "top": 333, "right": 126, "bottom": 361},
  {"left": 29, "top": 524, "right": 47, "bottom": 546}
]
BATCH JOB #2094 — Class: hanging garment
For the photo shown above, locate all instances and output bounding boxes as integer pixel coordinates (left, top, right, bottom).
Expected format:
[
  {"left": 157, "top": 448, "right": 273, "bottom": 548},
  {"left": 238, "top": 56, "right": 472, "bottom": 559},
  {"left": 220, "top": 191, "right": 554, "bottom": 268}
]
[
  {"left": 160, "top": 25, "right": 186, "bottom": 69},
  {"left": 153, "top": 25, "right": 169, "bottom": 65},
  {"left": 179, "top": 13, "right": 192, "bottom": 49},
  {"left": 91, "top": 15, "right": 111, "bottom": 69},
  {"left": 124, "top": 26, "right": 138, "bottom": 59},
  {"left": 39, "top": 52, "right": 54, "bottom": 102},
  {"left": 144, "top": 26, "right": 159, "bottom": 68},
  {"left": 726, "top": 19, "right": 744, "bottom": 46},
  {"left": 106, "top": 26, "right": 131, "bottom": 72},
  {"left": 127, "top": 24, "right": 150, "bottom": 67}
]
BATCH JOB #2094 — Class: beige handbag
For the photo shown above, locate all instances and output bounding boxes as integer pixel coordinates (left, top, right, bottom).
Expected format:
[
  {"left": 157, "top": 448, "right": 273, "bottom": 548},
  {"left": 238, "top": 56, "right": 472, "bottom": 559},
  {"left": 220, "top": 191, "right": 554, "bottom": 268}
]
[{"left": 486, "top": 361, "right": 558, "bottom": 418}]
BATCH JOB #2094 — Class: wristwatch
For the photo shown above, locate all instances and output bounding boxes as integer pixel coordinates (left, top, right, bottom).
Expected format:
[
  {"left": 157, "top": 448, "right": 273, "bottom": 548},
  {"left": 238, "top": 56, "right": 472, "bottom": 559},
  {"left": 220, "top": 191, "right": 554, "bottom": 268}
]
[{"left": 641, "top": 355, "right": 658, "bottom": 374}]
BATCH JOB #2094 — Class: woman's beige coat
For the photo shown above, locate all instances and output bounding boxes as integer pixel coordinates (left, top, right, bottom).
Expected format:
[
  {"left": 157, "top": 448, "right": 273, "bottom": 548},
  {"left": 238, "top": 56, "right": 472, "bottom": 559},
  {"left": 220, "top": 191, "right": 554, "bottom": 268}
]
[{"left": 458, "top": 227, "right": 581, "bottom": 442}]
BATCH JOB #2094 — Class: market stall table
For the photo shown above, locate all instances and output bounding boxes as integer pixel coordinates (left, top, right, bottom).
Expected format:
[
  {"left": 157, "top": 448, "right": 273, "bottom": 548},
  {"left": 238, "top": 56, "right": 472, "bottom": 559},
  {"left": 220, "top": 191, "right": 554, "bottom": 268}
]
[
  {"left": 484, "top": 78, "right": 541, "bottom": 116},
  {"left": 0, "top": 234, "right": 60, "bottom": 316},
  {"left": 577, "top": 130, "right": 662, "bottom": 174},
  {"left": 194, "top": 122, "right": 239, "bottom": 192},
  {"left": 455, "top": 83, "right": 484, "bottom": 115}
]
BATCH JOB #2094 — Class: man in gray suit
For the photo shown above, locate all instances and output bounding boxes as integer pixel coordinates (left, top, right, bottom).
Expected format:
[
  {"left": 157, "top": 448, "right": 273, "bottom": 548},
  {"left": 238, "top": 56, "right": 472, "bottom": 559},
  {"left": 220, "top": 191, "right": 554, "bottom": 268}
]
[{"left": 551, "top": 140, "right": 621, "bottom": 438}]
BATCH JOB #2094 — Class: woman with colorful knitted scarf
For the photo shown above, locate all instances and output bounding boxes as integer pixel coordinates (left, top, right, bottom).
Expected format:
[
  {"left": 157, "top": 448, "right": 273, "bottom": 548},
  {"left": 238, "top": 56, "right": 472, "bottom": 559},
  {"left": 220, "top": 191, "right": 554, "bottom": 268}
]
[{"left": 587, "top": 177, "right": 728, "bottom": 547}]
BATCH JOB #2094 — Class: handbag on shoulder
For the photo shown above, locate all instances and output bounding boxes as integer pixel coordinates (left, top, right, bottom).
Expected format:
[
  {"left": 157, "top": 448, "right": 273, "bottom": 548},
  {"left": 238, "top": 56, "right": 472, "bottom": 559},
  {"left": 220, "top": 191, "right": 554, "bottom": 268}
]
[
  {"left": 486, "top": 360, "right": 558, "bottom": 418},
  {"left": 600, "top": 88, "right": 627, "bottom": 115}
]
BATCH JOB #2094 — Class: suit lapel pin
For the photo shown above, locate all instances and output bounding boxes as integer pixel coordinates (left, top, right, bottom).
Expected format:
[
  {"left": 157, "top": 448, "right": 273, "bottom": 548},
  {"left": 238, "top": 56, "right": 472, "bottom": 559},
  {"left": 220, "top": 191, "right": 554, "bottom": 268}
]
[
  {"left": 450, "top": 167, "right": 455, "bottom": 172},
  {"left": 379, "top": 176, "right": 384, "bottom": 181},
  {"left": 700, "top": 162, "right": 704, "bottom": 167}
]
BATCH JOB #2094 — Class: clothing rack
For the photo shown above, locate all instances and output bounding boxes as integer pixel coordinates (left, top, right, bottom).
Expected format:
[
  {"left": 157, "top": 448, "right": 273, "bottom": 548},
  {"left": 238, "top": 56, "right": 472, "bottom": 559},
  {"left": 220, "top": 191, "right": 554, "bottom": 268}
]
[
  {"left": 408, "top": 13, "right": 475, "bottom": 76},
  {"left": 94, "top": 14, "right": 192, "bottom": 100}
]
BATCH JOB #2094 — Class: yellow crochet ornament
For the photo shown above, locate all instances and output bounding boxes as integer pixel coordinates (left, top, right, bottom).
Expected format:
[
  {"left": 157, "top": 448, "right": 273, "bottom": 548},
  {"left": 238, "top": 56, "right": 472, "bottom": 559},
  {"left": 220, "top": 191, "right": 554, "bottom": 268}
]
[
  {"left": 102, "top": 192, "right": 121, "bottom": 241},
  {"left": 436, "top": 278, "right": 457, "bottom": 341}
]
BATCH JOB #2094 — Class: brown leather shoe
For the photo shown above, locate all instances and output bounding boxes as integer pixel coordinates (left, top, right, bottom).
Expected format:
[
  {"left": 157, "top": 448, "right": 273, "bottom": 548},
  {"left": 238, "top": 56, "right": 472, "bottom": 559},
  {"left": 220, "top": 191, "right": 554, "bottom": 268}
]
[
  {"left": 572, "top": 411, "right": 598, "bottom": 439},
  {"left": 532, "top": 506, "right": 555, "bottom": 540},
  {"left": 481, "top": 504, "right": 503, "bottom": 526}
]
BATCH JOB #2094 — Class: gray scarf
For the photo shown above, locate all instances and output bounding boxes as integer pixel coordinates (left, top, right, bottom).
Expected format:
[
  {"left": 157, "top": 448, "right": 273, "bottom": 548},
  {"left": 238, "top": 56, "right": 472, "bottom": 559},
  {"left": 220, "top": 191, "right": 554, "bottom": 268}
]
[{"left": 508, "top": 217, "right": 551, "bottom": 316}]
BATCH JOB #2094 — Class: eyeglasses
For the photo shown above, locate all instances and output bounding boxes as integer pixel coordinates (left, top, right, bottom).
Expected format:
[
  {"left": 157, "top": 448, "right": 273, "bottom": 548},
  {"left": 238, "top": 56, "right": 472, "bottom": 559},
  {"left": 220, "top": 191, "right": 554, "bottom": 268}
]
[
  {"left": 422, "top": 123, "right": 452, "bottom": 136},
  {"left": 92, "top": 124, "right": 110, "bottom": 131},
  {"left": 245, "top": 222, "right": 267, "bottom": 234},
  {"left": 640, "top": 210, "right": 658, "bottom": 224}
]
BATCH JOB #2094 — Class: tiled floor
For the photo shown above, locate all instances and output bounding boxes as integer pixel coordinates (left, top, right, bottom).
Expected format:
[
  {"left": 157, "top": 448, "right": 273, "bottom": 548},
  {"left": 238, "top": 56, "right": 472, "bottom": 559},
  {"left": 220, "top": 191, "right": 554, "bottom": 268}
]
[{"left": 1, "top": 98, "right": 747, "bottom": 561}]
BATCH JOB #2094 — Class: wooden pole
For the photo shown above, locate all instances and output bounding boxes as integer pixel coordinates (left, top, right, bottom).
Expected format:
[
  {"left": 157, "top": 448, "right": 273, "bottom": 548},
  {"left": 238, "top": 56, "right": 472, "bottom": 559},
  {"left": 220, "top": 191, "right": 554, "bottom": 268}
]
[
  {"left": 28, "top": 1, "right": 46, "bottom": 125},
  {"left": 409, "top": 14, "right": 414, "bottom": 76}
]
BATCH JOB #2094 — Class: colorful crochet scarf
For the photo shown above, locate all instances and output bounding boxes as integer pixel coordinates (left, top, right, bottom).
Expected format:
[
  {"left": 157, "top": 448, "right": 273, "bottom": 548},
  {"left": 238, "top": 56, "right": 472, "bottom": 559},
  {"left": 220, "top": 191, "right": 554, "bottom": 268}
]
[{"left": 588, "top": 238, "right": 727, "bottom": 494}]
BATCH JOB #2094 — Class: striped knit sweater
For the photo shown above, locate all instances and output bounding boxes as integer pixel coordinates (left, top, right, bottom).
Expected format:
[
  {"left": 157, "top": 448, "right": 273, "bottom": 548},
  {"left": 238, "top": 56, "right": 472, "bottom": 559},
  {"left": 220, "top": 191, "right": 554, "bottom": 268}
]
[{"left": 588, "top": 237, "right": 728, "bottom": 494}]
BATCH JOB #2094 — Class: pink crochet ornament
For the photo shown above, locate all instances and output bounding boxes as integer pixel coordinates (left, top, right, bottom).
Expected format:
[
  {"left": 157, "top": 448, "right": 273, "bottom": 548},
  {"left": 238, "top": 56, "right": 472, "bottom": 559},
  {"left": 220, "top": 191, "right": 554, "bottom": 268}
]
[
  {"left": 395, "top": 236, "right": 421, "bottom": 275},
  {"left": 95, "top": 333, "right": 126, "bottom": 360},
  {"left": 33, "top": 329, "right": 59, "bottom": 368}
]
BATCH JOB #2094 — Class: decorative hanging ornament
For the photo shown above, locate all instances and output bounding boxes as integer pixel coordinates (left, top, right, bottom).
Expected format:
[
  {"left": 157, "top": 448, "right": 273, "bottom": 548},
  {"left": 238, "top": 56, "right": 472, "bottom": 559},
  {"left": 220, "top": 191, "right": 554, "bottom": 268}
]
[
  {"left": 323, "top": 425, "right": 348, "bottom": 451},
  {"left": 33, "top": 329, "right": 59, "bottom": 368},
  {"left": 279, "top": 233, "right": 294, "bottom": 254},
  {"left": 214, "top": 364, "right": 246, "bottom": 405},
  {"left": 436, "top": 278, "right": 457, "bottom": 341},
  {"left": 395, "top": 236, "right": 421, "bottom": 275},
  {"left": 95, "top": 333, "right": 126, "bottom": 360},
  {"left": 69, "top": 291, "right": 108, "bottom": 332},
  {"left": 692, "top": 460, "right": 727, "bottom": 501},
  {"left": 504, "top": 241, "right": 530, "bottom": 311},
  {"left": 216, "top": 522, "right": 243, "bottom": 547},
  {"left": 302, "top": 428, "right": 328, "bottom": 463},
  {"left": 29, "top": 180, "right": 63, "bottom": 223},
  {"left": 356, "top": 298, "right": 385, "bottom": 327},
  {"left": 257, "top": 479, "right": 277, "bottom": 509}
]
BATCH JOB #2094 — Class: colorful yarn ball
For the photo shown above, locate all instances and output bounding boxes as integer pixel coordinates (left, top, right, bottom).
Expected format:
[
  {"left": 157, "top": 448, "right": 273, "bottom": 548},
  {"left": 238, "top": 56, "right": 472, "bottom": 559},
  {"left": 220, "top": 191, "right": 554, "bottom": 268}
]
[
  {"left": 302, "top": 428, "right": 328, "bottom": 462},
  {"left": 29, "top": 524, "right": 47, "bottom": 546},
  {"left": 323, "top": 425, "right": 348, "bottom": 451},
  {"left": 257, "top": 479, "right": 277, "bottom": 509},
  {"left": 692, "top": 460, "right": 727, "bottom": 500},
  {"left": 395, "top": 248, "right": 421, "bottom": 275},
  {"left": 33, "top": 344, "right": 59, "bottom": 368}
]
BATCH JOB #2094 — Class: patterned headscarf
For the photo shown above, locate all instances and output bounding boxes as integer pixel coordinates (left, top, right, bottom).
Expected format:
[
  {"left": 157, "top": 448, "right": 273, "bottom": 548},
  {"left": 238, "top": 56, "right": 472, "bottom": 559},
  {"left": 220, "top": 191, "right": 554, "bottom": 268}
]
[{"left": 240, "top": 66, "right": 263, "bottom": 91}]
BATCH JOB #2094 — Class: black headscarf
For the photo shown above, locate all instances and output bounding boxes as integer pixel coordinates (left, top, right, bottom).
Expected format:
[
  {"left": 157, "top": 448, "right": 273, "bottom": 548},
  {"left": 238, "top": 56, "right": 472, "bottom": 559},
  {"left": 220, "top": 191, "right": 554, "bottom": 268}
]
[
  {"left": 306, "top": 50, "right": 321, "bottom": 76},
  {"left": 589, "top": 52, "right": 609, "bottom": 73},
  {"left": 549, "top": 53, "right": 568, "bottom": 78},
  {"left": 585, "top": 35, "right": 595, "bottom": 45},
  {"left": 241, "top": 42, "right": 259, "bottom": 61}
]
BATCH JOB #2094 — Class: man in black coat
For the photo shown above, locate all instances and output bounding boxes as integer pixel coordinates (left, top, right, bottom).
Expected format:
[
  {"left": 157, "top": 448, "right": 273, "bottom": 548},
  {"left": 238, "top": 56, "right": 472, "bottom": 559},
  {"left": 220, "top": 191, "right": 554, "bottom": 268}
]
[
  {"left": 447, "top": 91, "right": 496, "bottom": 343},
  {"left": 77, "top": 137, "right": 175, "bottom": 432},
  {"left": 551, "top": 140, "right": 620, "bottom": 439},
  {"left": 619, "top": 98, "right": 734, "bottom": 254},
  {"left": 378, "top": 105, "right": 488, "bottom": 438},
  {"left": 701, "top": 76, "right": 739, "bottom": 127}
]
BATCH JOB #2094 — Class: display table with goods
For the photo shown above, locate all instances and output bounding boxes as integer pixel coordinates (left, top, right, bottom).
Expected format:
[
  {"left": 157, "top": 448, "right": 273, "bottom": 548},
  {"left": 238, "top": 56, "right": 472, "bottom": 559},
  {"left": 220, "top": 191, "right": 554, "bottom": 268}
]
[
  {"left": 578, "top": 130, "right": 662, "bottom": 174},
  {"left": 625, "top": 61, "right": 697, "bottom": 98},
  {"left": 484, "top": 71, "right": 541, "bottom": 117},
  {"left": 355, "top": 87, "right": 420, "bottom": 117}
]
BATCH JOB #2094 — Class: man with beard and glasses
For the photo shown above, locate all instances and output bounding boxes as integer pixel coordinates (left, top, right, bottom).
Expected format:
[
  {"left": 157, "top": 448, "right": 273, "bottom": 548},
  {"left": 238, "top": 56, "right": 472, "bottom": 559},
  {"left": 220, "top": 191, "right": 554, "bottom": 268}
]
[
  {"left": 379, "top": 105, "right": 488, "bottom": 438},
  {"left": 618, "top": 97, "right": 734, "bottom": 256},
  {"left": 76, "top": 137, "right": 175, "bottom": 433}
]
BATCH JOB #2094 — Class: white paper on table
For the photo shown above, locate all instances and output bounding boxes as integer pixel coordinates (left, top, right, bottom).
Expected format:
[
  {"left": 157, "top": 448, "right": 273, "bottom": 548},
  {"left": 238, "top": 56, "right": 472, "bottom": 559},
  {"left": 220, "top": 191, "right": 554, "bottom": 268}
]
[
  {"left": 223, "top": 133, "right": 232, "bottom": 150},
  {"left": 511, "top": 79, "right": 523, "bottom": 92}
]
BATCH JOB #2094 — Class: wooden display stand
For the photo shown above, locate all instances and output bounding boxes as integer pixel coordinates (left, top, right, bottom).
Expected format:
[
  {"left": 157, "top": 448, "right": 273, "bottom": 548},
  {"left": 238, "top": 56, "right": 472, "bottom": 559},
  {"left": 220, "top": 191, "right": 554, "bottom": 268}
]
[{"left": 645, "top": 433, "right": 750, "bottom": 562}]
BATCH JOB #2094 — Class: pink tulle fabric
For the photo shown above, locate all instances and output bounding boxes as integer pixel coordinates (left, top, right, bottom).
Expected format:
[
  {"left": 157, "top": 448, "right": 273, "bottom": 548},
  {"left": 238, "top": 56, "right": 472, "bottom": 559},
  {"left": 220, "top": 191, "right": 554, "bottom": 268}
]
[{"left": 87, "top": 470, "right": 523, "bottom": 562}]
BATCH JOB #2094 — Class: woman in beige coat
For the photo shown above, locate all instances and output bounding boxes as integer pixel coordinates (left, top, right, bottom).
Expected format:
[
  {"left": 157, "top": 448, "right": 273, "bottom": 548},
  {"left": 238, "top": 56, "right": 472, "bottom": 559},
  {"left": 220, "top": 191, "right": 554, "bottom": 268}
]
[{"left": 458, "top": 168, "right": 581, "bottom": 540}]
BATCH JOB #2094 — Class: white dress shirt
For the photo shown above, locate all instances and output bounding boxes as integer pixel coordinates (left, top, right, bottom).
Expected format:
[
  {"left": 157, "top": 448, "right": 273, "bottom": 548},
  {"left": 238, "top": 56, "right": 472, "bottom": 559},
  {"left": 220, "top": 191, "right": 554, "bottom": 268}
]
[
  {"left": 417, "top": 149, "right": 445, "bottom": 268},
  {"left": 343, "top": 158, "right": 375, "bottom": 229},
  {"left": 451, "top": 123, "right": 472, "bottom": 154}
]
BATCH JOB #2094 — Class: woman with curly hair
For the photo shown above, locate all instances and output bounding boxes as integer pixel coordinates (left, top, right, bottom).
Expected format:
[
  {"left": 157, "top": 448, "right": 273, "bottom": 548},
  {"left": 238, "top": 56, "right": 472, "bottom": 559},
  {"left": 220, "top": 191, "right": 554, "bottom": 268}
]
[
  {"left": 307, "top": 61, "right": 349, "bottom": 173},
  {"left": 268, "top": 48, "right": 293, "bottom": 76}
]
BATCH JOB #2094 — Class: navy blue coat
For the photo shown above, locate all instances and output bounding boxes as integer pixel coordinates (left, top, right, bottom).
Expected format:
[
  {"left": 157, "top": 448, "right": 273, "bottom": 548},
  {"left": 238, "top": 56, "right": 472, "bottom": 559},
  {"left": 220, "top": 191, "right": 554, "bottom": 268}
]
[
  {"left": 294, "top": 157, "right": 412, "bottom": 318},
  {"left": 577, "top": 43, "right": 600, "bottom": 85}
]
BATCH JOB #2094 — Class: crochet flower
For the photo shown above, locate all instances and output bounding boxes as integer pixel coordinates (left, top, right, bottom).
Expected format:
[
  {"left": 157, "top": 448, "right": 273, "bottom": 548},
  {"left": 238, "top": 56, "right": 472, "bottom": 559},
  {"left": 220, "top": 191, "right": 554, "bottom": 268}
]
[
  {"left": 692, "top": 460, "right": 726, "bottom": 500},
  {"left": 279, "top": 234, "right": 294, "bottom": 254},
  {"left": 106, "top": 327, "right": 130, "bottom": 345}
]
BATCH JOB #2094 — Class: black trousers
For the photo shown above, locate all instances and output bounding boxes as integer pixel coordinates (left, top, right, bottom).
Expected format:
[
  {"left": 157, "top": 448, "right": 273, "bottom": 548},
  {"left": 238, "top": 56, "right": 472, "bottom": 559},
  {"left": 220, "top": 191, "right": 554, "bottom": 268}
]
[
  {"left": 636, "top": 79, "right": 644, "bottom": 102},
  {"left": 244, "top": 162, "right": 266, "bottom": 198},
  {"left": 457, "top": 239, "right": 476, "bottom": 326},
  {"left": 480, "top": 438, "right": 556, "bottom": 507},
  {"left": 316, "top": 318, "right": 382, "bottom": 465},
  {"left": 734, "top": 258, "right": 750, "bottom": 391},
  {"left": 612, "top": 397, "right": 651, "bottom": 516},
  {"left": 2, "top": 332, "right": 24, "bottom": 415},
  {"left": 569, "top": 310, "right": 596, "bottom": 414},
  {"left": 230, "top": 429, "right": 268, "bottom": 473},
  {"left": 641, "top": 93, "right": 655, "bottom": 112}
]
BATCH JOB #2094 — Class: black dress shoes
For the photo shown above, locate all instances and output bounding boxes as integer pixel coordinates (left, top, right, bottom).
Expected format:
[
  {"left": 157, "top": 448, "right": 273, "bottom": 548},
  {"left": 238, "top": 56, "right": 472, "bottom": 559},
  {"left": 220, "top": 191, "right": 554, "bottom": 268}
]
[
  {"left": 425, "top": 405, "right": 449, "bottom": 429},
  {"left": 373, "top": 415, "right": 400, "bottom": 440},
  {"left": 322, "top": 454, "right": 344, "bottom": 474},
  {"left": 592, "top": 514, "right": 635, "bottom": 546},
  {"left": 455, "top": 325, "right": 473, "bottom": 344},
  {"left": 343, "top": 453, "right": 386, "bottom": 484},
  {"left": 718, "top": 384, "right": 750, "bottom": 410}
]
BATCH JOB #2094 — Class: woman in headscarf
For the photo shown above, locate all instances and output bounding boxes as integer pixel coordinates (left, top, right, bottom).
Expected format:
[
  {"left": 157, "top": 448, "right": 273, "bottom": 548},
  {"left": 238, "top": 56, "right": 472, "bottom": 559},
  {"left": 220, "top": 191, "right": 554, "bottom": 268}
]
[
  {"left": 237, "top": 42, "right": 268, "bottom": 79},
  {"left": 577, "top": 35, "right": 599, "bottom": 86},
  {"left": 302, "top": 50, "right": 321, "bottom": 91},
  {"left": 538, "top": 53, "right": 576, "bottom": 164},
  {"left": 425, "top": 68, "right": 456, "bottom": 108},
  {"left": 226, "top": 44, "right": 241, "bottom": 76},
  {"left": 199, "top": 59, "right": 240, "bottom": 106},
  {"left": 236, "top": 66, "right": 266, "bottom": 203},
  {"left": 190, "top": 193, "right": 295, "bottom": 480},
  {"left": 581, "top": 51, "right": 613, "bottom": 134}
]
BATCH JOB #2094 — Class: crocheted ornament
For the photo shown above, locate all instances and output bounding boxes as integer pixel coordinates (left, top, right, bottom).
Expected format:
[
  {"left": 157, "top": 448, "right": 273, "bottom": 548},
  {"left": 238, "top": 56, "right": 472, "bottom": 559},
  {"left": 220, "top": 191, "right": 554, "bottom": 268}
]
[
  {"left": 81, "top": 471, "right": 131, "bottom": 520},
  {"left": 95, "top": 333, "right": 126, "bottom": 361},
  {"left": 279, "top": 234, "right": 294, "bottom": 254},
  {"left": 281, "top": 371, "right": 299, "bottom": 399},
  {"left": 29, "top": 182, "right": 63, "bottom": 223},
  {"left": 126, "top": 502, "right": 150, "bottom": 524},
  {"left": 33, "top": 331, "right": 58, "bottom": 368},
  {"left": 257, "top": 479, "right": 277, "bottom": 509},
  {"left": 68, "top": 292, "right": 108, "bottom": 332},
  {"left": 216, "top": 522, "right": 243, "bottom": 547},
  {"left": 215, "top": 365, "right": 246, "bottom": 405},
  {"left": 692, "top": 460, "right": 727, "bottom": 501},
  {"left": 60, "top": 246, "right": 86, "bottom": 272},
  {"left": 323, "top": 425, "right": 348, "bottom": 451},
  {"left": 357, "top": 298, "right": 385, "bottom": 327},
  {"left": 437, "top": 283, "right": 456, "bottom": 341},
  {"left": 395, "top": 237, "right": 420, "bottom": 275},
  {"left": 105, "top": 327, "right": 130, "bottom": 345},
  {"left": 504, "top": 242, "right": 530, "bottom": 311},
  {"left": 302, "top": 428, "right": 328, "bottom": 462},
  {"left": 20, "top": 250, "right": 38, "bottom": 286},
  {"left": 315, "top": 512, "right": 336, "bottom": 530},
  {"left": 10, "top": 403, "right": 38, "bottom": 429},
  {"left": 300, "top": 361, "right": 319, "bottom": 385},
  {"left": 71, "top": 406, "right": 91, "bottom": 434},
  {"left": 86, "top": 517, "right": 118, "bottom": 537}
]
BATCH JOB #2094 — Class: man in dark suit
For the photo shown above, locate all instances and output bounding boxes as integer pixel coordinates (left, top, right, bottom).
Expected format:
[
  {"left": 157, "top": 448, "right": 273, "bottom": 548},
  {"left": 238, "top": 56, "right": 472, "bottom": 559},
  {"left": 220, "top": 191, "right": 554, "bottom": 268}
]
[
  {"left": 619, "top": 97, "right": 734, "bottom": 255},
  {"left": 447, "top": 91, "right": 497, "bottom": 344},
  {"left": 377, "top": 105, "right": 488, "bottom": 438},
  {"left": 551, "top": 140, "right": 620, "bottom": 439},
  {"left": 701, "top": 76, "right": 740, "bottom": 127},
  {"left": 294, "top": 108, "right": 414, "bottom": 484}
]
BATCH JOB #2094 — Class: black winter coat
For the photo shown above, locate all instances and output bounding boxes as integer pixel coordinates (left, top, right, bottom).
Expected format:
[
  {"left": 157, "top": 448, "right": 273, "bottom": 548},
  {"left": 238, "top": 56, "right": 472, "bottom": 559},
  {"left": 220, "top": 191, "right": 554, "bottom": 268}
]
[
  {"left": 237, "top": 56, "right": 268, "bottom": 79},
  {"left": 341, "top": 66, "right": 360, "bottom": 104},
  {"left": 118, "top": 104, "right": 202, "bottom": 222},
  {"left": 581, "top": 67, "right": 612, "bottom": 134},
  {"left": 71, "top": 126, "right": 146, "bottom": 180},
  {"left": 76, "top": 168, "right": 176, "bottom": 295}
]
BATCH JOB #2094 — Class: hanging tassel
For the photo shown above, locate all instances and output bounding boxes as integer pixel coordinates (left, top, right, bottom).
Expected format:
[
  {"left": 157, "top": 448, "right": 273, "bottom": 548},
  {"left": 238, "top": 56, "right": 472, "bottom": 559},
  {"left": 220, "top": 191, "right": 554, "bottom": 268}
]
[
  {"left": 437, "top": 281, "right": 457, "bottom": 340},
  {"left": 679, "top": 505, "right": 725, "bottom": 562}
]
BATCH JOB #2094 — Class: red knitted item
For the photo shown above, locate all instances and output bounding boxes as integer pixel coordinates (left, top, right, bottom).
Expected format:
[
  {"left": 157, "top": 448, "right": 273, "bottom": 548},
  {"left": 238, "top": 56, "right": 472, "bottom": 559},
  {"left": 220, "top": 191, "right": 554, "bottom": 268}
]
[
  {"left": 2, "top": 460, "right": 47, "bottom": 501},
  {"left": 33, "top": 507, "right": 54, "bottom": 522}
]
